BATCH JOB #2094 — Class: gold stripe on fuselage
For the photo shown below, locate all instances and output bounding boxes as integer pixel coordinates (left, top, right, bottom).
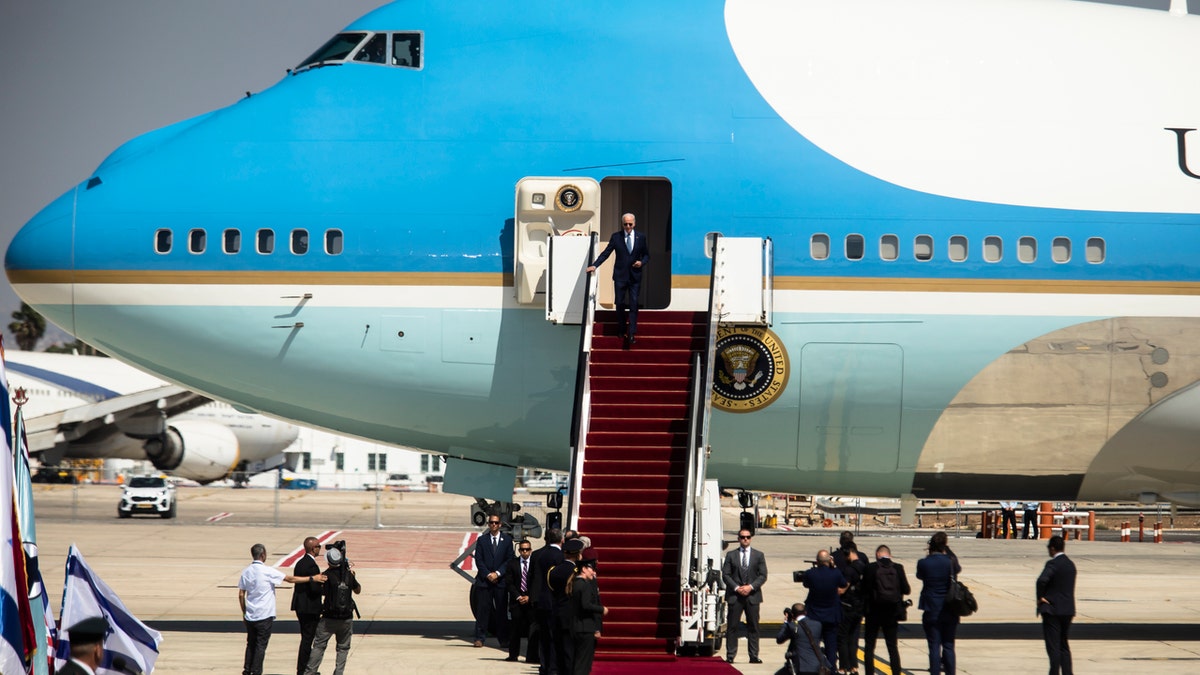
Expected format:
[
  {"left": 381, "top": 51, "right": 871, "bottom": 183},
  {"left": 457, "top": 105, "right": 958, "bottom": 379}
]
[{"left": 8, "top": 269, "right": 1200, "bottom": 295}]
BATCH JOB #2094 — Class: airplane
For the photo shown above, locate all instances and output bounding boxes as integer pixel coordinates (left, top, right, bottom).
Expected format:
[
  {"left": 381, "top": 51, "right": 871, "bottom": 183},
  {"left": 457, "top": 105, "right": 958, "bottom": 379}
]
[
  {"left": 6, "top": 0, "right": 1200, "bottom": 508},
  {"left": 5, "top": 351, "right": 300, "bottom": 484}
]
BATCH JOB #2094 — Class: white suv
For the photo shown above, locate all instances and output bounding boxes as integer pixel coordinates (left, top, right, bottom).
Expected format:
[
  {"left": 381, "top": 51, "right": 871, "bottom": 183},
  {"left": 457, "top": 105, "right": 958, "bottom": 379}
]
[{"left": 118, "top": 475, "right": 177, "bottom": 519}]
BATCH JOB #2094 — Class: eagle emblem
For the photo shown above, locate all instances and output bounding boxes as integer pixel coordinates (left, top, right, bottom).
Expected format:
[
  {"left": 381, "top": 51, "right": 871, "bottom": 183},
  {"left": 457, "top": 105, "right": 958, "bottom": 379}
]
[
  {"left": 711, "top": 326, "right": 789, "bottom": 413},
  {"left": 717, "top": 344, "right": 763, "bottom": 391}
]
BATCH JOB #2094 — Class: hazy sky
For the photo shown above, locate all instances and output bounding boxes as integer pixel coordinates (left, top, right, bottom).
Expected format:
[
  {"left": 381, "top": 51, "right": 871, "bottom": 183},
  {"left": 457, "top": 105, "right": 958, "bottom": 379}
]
[
  {"left": 0, "top": 0, "right": 383, "bottom": 345},
  {"left": 0, "top": 0, "right": 1193, "bottom": 347}
]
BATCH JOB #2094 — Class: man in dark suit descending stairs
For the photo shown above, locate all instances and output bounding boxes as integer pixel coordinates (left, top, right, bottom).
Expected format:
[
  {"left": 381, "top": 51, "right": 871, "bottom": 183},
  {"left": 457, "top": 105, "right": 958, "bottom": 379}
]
[{"left": 587, "top": 213, "right": 650, "bottom": 349}]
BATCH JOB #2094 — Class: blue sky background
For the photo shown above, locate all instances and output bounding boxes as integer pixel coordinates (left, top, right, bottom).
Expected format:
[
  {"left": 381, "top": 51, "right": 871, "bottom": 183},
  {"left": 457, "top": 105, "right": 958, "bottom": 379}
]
[{"left": 0, "top": 0, "right": 1193, "bottom": 348}]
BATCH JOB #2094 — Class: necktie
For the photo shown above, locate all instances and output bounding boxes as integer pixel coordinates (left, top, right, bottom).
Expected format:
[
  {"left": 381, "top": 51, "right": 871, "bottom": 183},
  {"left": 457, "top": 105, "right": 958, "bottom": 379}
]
[
  {"left": 626, "top": 233, "right": 633, "bottom": 252},
  {"left": 493, "top": 536, "right": 499, "bottom": 548},
  {"left": 742, "top": 549, "right": 749, "bottom": 570},
  {"left": 521, "top": 559, "right": 529, "bottom": 592}
]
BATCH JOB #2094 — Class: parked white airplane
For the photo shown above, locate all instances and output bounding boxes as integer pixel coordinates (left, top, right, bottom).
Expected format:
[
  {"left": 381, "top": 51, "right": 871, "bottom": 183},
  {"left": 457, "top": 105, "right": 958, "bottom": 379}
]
[{"left": 6, "top": 351, "right": 300, "bottom": 483}]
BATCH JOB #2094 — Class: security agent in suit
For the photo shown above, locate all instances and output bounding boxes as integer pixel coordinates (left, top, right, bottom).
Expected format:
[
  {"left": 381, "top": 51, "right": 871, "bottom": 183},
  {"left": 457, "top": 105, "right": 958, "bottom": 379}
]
[
  {"left": 721, "top": 528, "right": 768, "bottom": 664},
  {"left": 1037, "top": 535, "right": 1077, "bottom": 675},
  {"left": 548, "top": 539, "right": 586, "bottom": 675},
  {"left": 505, "top": 539, "right": 540, "bottom": 663},
  {"left": 529, "top": 529, "right": 564, "bottom": 675},
  {"left": 59, "top": 616, "right": 107, "bottom": 675},
  {"left": 568, "top": 559, "right": 606, "bottom": 675},
  {"left": 473, "top": 514, "right": 515, "bottom": 647},
  {"left": 291, "top": 536, "right": 323, "bottom": 675},
  {"left": 586, "top": 213, "right": 650, "bottom": 348}
]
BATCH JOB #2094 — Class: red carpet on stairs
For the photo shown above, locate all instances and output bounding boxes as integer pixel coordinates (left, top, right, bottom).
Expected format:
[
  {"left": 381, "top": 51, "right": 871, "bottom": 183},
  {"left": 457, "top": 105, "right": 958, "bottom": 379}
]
[
  {"left": 592, "top": 655, "right": 743, "bottom": 674},
  {"left": 576, "top": 310, "right": 708, "bottom": 662}
]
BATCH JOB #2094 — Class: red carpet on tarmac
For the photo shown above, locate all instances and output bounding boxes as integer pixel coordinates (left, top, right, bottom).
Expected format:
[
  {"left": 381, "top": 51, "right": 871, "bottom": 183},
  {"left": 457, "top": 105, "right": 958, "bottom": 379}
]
[{"left": 592, "top": 656, "right": 743, "bottom": 674}]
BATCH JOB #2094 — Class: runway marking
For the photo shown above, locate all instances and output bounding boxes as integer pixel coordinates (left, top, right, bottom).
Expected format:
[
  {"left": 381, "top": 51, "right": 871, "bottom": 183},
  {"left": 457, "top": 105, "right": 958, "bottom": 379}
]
[
  {"left": 271, "top": 530, "right": 492, "bottom": 571},
  {"left": 275, "top": 530, "right": 340, "bottom": 567},
  {"left": 206, "top": 512, "right": 232, "bottom": 523},
  {"left": 459, "top": 532, "right": 479, "bottom": 572}
]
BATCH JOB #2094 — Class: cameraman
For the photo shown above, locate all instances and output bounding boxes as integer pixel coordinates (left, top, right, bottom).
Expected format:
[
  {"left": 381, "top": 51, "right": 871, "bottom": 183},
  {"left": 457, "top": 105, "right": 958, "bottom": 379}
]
[
  {"left": 776, "top": 603, "right": 828, "bottom": 675},
  {"left": 303, "top": 544, "right": 361, "bottom": 675},
  {"left": 802, "top": 549, "right": 847, "bottom": 671}
]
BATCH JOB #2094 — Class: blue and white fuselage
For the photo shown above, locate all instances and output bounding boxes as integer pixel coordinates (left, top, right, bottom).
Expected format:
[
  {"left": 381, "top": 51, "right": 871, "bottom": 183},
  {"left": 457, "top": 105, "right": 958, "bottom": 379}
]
[{"left": 8, "top": 0, "right": 1200, "bottom": 503}]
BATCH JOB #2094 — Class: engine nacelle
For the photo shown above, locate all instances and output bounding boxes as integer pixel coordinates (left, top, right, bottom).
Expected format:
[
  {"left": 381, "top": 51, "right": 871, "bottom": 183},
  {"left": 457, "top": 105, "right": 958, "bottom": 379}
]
[{"left": 143, "top": 420, "right": 241, "bottom": 484}]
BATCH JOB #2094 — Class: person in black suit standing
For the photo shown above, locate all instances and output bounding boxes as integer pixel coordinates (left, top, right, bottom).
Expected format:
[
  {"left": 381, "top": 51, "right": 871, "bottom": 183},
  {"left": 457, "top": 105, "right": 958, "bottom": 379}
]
[
  {"left": 1037, "top": 535, "right": 1077, "bottom": 675},
  {"left": 548, "top": 539, "right": 586, "bottom": 675},
  {"left": 530, "top": 528, "right": 564, "bottom": 675},
  {"left": 587, "top": 213, "right": 650, "bottom": 348},
  {"left": 568, "top": 558, "right": 606, "bottom": 675},
  {"left": 291, "top": 536, "right": 323, "bottom": 675},
  {"left": 473, "top": 514, "right": 515, "bottom": 648},
  {"left": 721, "top": 528, "right": 769, "bottom": 664},
  {"left": 505, "top": 539, "right": 540, "bottom": 663}
]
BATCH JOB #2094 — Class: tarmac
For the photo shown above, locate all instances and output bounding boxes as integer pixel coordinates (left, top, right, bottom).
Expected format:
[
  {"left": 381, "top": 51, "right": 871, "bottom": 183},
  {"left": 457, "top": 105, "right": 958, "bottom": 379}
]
[{"left": 29, "top": 484, "right": 1200, "bottom": 674}]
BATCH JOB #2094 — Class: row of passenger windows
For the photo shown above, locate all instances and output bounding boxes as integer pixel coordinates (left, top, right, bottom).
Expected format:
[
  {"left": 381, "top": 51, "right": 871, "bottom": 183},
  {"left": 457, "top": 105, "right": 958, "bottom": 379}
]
[
  {"left": 811, "top": 234, "right": 1107, "bottom": 264},
  {"left": 154, "top": 228, "right": 344, "bottom": 256}
]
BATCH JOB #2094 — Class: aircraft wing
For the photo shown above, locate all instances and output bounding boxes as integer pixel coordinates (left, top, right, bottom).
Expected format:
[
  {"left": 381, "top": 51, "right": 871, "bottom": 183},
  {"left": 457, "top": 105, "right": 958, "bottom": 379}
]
[{"left": 22, "top": 384, "right": 209, "bottom": 453}]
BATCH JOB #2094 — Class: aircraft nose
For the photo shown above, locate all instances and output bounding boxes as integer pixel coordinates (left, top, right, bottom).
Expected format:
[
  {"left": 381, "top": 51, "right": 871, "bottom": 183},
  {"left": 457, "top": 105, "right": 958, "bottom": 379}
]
[{"left": 5, "top": 186, "right": 77, "bottom": 335}]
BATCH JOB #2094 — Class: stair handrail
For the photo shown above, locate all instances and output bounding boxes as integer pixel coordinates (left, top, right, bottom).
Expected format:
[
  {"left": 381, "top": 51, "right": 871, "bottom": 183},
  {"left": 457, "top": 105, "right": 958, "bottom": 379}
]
[
  {"left": 681, "top": 234, "right": 722, "bottom": 585},
  {"left": 566, "top": 232, "right": 600, "bottom": 530},
  {"left": 763, "top": 236, "right": 774, "bottom": 326},
  {"left": 678, "top": 234, "right": 724, "bottom": 649}
]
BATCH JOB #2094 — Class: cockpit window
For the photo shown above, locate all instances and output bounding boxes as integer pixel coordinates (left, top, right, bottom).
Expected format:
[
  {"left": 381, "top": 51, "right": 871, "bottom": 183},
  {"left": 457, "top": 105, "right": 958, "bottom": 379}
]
[
  {"left": 392, "top": 33, "right": 422, "bottom": 69},
  {"left": 295, "top": 31, "right": 423, "bottom": 72},
  {"left": 297, "top": 32, "right": 368, "bottom": 70},
  {"left": 355, "top": 34, "right": 387, "bottom": 64}
]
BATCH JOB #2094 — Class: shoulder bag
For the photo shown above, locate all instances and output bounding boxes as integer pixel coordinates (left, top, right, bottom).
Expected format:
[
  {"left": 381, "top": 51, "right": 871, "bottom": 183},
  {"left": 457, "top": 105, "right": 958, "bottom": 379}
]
[
  {"left": 946, "top": 574, "right": 978, "bottom": 617},
  {"left": 798, "top": 619, "right": 833, "bottom": 675}
]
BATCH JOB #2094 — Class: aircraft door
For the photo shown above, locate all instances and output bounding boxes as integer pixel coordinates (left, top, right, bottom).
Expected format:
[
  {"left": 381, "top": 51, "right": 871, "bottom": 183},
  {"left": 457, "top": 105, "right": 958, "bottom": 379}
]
[
  {"left": 598, "top": 178, "right": 672, "bottom": 310},
  {"left": 714, "top": 236, "right": 772, "bottom": 325},
  {"left": 514, "top": 178, "right": 601, "bottom": 305}
]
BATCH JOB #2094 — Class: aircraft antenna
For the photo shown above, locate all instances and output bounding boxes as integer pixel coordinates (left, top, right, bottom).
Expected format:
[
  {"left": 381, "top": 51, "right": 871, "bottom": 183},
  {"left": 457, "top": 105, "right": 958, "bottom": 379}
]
[{"left": 1169, "top": 0, "right": 1188, "bottom": 16}]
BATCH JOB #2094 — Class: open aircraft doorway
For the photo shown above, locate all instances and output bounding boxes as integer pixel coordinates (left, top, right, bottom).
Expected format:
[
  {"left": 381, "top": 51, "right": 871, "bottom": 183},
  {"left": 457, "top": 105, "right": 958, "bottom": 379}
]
[{"left": 599, "top": 177, "right": 672, "bottom": 310}]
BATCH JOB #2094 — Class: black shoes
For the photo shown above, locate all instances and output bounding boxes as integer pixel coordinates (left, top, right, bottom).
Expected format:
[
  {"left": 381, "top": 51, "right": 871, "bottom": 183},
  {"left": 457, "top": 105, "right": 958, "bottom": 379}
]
[
  {"left": 749, "top": 658, "right": 763, "bottom": 664},
  {"left": 725, "top": 657, "right": 735, "bottom": 663}
]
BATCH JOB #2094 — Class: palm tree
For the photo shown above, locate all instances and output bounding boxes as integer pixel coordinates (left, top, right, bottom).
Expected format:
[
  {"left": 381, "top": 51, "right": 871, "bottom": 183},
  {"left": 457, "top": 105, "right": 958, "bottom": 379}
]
[
  {"left": 8, "top": 302, "right": 46, "bottom": 351},
  {"left": 44, "top": 339, "right": 105, "bottom": 356}
]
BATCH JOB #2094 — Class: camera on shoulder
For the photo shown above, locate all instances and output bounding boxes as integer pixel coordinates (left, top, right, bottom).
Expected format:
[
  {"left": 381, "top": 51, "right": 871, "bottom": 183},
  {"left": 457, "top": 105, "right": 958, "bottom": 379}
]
[{"left": 791, "top": 559, "right": 819, "bottom": 583}]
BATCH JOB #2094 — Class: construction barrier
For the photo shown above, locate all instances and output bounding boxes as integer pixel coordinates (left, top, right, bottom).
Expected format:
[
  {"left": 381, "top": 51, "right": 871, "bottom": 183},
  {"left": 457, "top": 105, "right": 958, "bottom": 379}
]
[{"left": 1037, "top": 502, "right": 1096, "bottom": 541}]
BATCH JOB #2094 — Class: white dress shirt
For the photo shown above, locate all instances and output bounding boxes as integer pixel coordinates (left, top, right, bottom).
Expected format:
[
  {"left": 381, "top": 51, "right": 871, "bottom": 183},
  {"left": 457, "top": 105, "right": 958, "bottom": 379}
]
[{"left": 239, "top": 560, "right": 285, "bottom": 621}]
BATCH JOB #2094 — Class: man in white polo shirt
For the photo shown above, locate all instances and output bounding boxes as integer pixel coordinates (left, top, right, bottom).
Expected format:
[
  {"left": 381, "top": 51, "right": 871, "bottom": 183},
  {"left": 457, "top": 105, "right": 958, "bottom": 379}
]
[{"left": 238, "top": 543, "right": 326, "bottom": 675}]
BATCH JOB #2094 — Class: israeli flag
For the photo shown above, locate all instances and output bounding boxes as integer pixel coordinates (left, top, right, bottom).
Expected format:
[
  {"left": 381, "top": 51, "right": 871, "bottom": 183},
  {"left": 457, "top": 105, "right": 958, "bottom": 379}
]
[
  {"left": 57, "top": 545, "right": 163, "bottom": 674},
  {"left": 1, "top": 347, "right": 35, "bottom": 675},
  {"left": 15, "top": 404, "right": 55, "bottom": 675}
]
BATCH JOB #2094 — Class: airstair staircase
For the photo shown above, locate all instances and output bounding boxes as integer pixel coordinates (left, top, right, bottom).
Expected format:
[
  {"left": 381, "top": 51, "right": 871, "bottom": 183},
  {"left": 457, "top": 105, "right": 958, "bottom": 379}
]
[
  {"left": 576, "top": 309, "right": 706, "bottom": 659},
  {"left": 560, "top": 233, "right": 773, "bottom": 663}
]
